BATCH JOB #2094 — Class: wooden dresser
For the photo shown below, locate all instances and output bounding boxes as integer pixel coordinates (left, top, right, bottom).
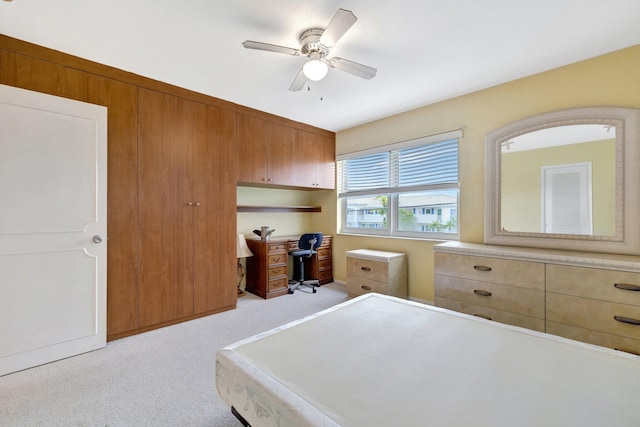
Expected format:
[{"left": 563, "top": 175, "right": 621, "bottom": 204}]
[
  {"left": 346, "top": 249, "right": 407, "bottom": 298},
  {"left": 434, "top": 242, "right": 640, "bottom": 355},
  {"left": 245, "top": 235, "right": 333, "bottom": 299}
]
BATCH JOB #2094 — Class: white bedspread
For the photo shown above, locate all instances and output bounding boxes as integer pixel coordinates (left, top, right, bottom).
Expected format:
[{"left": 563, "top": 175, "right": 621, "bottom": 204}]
[{"left": 216, "top": 293, "right": 640, "bottom": 426}]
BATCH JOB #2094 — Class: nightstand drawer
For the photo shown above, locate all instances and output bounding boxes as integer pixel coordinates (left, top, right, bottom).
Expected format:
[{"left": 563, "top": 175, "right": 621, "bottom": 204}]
[
  {"left": 347, "top": 257, "right": 388, "bottom": 282},
  {"left": 346, "top": 275, "right": 388, "bottom": 296}
]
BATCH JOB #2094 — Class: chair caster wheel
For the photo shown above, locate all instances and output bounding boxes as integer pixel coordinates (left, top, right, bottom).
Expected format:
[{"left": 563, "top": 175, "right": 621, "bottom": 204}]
[
  {"left": 313, "top": 288, "right": 317, "bottom": 293},
  {"left": 288, "top": 290, "right": 294, "bottom": 294}
]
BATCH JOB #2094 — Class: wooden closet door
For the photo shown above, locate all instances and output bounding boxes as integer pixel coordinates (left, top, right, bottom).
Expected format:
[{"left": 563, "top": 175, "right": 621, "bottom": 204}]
[
  {"left": 137, "top": 88, "right": 203, "bottom": 327},
  {"left": 193, "top": 106, "right": 237, "bottom": 313}
]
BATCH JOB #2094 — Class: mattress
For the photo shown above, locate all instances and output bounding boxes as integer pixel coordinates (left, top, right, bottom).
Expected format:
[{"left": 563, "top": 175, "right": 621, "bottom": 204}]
[{"left": 216, "top": 293, "right": 640, "bottom": 427}]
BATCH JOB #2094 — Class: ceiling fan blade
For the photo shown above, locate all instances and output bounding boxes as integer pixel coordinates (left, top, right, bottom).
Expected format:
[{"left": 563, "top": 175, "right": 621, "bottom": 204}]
[
  {"left": 242, "top": 40, "right": 301, "bottom": 56},
  {"left": 319, "top": 8, "right": 357, "bottom": 47},
  {"left": 289, "top": 69, "right": 307, "bottom": 91},
  {"left": 329, "top": 57, "right": 377, "bottom": 80}
]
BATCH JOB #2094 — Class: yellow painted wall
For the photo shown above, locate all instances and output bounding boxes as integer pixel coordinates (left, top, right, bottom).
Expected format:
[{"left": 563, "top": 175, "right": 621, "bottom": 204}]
[
  {"left": 330, "top": 45, "right": 640, "bottom": 302},
  {"left": 501, "top": 139, "right": 615, "bottom": 235}
]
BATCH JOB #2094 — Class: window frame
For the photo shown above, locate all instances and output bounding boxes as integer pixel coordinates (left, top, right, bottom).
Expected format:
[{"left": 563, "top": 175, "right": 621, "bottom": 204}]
[{"left": 338, "top": 130, "right": 461, "bottom": 240}]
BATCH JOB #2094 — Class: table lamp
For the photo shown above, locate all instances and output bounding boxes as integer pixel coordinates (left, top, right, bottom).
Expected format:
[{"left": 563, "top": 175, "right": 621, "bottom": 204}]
[{"left": 237, "top": 234, "right": 254, "bottom": 296}]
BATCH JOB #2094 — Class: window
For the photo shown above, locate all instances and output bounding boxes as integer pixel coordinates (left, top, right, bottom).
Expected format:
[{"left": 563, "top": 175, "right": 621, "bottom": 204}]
[{"left": 338, "top": 130, "right": 460, "bottom": 239}]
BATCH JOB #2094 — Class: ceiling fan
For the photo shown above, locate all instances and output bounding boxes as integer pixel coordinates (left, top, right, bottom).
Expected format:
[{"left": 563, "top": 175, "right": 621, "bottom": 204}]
[{"left": 242, "top": 8, "right": 377, "bottom": 91}]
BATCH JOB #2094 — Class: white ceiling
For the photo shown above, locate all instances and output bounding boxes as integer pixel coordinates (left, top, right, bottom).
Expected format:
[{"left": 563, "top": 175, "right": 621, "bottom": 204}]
[{"left": 1, "top": 0, "right": 640, "bottom": 132}]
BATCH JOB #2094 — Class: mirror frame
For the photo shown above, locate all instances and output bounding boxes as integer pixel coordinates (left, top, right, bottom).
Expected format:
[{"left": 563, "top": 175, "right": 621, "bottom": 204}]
[{"left": 484, "top": 106, "right": 640, "bottom": 255}]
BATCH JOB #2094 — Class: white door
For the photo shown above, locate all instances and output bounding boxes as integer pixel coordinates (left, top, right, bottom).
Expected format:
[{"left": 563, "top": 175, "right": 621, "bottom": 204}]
[
  {"left": 0, "top": 84, "right": 107, "bottom": 376},
  {"left": 542, "top": 162, "right": 593, "bottom": 235}
]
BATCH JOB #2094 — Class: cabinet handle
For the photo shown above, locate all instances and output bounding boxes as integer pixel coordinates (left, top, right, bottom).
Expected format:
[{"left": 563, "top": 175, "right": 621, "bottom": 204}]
[
  {"left": 473, "top": 265, "right": 492, "bottom": 272},
  {"left": 473, "top": 314, "right": 492, "bottom": 321},
  {"left": 614, "top": 315, "right": 640, "bottom": 326},
  {"left": 614, "top": 283, "right": 640, "bottom": 292},
  {"left": 361, "top": 266, "right": 371, "bottom": 272},
  {"left": 361, "top": 285, "right": 372, "bottom": 291},
  {"left": 195, "top": 202, "right": 201, "bottom": 206},
  {"left": 186, "top": 202, "right": 193, "bottom": 206},
  {"left": 473, "top": 289, "right": 492, "bottom": 297}
]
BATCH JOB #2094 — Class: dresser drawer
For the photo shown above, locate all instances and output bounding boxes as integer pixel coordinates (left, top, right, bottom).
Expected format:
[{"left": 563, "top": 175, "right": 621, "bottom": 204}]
[
  {"left": 268, "top": 253, "right": 287, "bottom": 266},
  {"left": 435, "top": 275, "right": 545, "bottom": 319},
  {"left": 546, "top": 264, "right": 640, "bottom": 306},
  {"left": 347, "top": 257, "right": 388, "bottom": 282},
  {"left": 435, "top": 297, "right": 545, "bottom": 332},
  {"left": 268, "top": 265, "right": 287, "bottom": 279},
  {"left": 546, "top": 321, "right": 640, "bottom": 356},
  {"left": 435, "top": 253, "right": 545, "bottom": 290},
  {"left": 547, "top": 293, "right": 640, "bottom": 340}
]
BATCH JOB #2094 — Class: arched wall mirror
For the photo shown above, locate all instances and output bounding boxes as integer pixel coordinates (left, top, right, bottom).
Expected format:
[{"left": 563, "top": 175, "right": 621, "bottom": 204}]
[{"left": 484, "top": 107, "right": 640, "bottom": 255}]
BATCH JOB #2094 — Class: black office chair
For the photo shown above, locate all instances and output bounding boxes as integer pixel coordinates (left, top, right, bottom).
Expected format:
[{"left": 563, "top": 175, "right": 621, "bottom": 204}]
[{"left": 288, "top": 232, "right": 323, "bottom": 294}]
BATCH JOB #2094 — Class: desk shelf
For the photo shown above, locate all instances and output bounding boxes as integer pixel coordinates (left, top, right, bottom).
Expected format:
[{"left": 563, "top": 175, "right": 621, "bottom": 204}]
[{"left": 237, "top": 205, "right": 321, "bottom": 213}]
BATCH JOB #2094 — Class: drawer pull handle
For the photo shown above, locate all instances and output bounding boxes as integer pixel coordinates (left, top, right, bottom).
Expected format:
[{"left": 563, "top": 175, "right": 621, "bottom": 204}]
[
  {"left": 361, "top": 267, "right": 371, "bottom": 272},
  {"left": 614, "top": 283, "right": 640, "bottom": 292},
  {"left": 473, "top": 314, "right": 492, "bottom": 321},
  {"left": 473, "top": 265, "right": 492, "bottom": 272},
  {"left": 361, "top": 285, "right": 372, "bottom": 291},
  {"left": 614, "top": 315, "right": 640, "bottom": 326},
  {"left": 473, "top": 289, "right": 492, "bottom": 297}
]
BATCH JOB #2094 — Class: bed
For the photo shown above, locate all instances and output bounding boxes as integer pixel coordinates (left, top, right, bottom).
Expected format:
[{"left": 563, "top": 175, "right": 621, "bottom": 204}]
[{"left": 216, "top": 293, "right": 640, "bottom": 426}]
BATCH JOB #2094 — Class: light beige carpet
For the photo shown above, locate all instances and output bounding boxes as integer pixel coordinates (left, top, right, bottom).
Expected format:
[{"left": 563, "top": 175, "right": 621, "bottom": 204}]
[{"left": 0, "top": 283, "right": 348, "bottom": 427}]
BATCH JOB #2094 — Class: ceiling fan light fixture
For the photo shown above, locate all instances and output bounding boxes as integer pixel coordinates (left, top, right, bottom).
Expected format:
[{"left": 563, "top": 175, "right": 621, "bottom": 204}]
[{"left": 303, "top": 59, "right": 328, "bottom": 81}]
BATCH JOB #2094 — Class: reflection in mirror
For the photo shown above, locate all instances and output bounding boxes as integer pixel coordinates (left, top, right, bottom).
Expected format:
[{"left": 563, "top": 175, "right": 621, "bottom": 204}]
[
  {"left": 484, "top": 107, "right": 640, "bottom": 255},
  {"left": 501, "top": 124, "right": 616, "bottom": 236}
]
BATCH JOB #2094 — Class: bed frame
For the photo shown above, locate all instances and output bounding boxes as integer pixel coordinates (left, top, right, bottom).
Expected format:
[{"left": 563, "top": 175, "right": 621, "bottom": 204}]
[{"left": 216, "top": 293, "right": 640, "bottom": 426}]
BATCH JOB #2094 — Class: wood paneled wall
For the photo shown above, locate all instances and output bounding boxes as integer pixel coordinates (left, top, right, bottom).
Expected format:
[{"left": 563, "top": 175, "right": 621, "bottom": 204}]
[{"left": 0, "top": 35, "right": 333, "bottom": 340}]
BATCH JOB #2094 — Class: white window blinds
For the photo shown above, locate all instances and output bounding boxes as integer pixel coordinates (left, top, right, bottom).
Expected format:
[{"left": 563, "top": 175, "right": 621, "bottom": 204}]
[{"left": 338, "top": 130, "right": 460, "bottom": 197}]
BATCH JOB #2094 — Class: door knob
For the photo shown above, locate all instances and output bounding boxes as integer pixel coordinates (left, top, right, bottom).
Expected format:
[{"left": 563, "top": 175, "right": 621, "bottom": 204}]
[{"left": 93, "top": 235, "right": 104, "bottom": 244}]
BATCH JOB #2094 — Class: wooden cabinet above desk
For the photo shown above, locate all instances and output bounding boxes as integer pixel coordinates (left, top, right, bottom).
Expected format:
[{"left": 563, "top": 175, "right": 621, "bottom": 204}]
[
  {"left": 236, "top": 113, "right": 335, "bottom": 190},
  {"left": 245, "top": 235, "right": 333, "bottom": 299}
]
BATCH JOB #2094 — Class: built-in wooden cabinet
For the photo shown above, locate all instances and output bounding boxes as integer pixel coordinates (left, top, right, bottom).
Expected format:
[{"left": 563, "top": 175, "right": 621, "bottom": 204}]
[
  {"left": 137, "top": 88, "right": 237, "bottom": 328},
  {"left": 434, "top": 242, "right": 640, "bottom": 355},
  {"left": 0, "top": 34, "right": 335, "bottom": 341},
  {"left": 236, "top": 114, "right": 298, "bottom": 186},
  {"left": 237, "top": 114, "right": 335, "bottom": 189}
]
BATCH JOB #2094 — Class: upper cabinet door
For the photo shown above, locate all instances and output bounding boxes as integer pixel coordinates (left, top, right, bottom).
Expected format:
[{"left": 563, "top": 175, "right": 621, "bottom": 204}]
[
  {"left": 295, "top": 130, "right": 336, "bottom": 189},
  {"left": 267, "top": 121, "right": 297, "bottom": 186},
  {"left": 237, "top": 113, "right": 269, "bottom": 184}
]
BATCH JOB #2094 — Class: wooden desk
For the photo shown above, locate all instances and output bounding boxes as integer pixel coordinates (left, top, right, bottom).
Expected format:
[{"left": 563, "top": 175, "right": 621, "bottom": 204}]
[{"left": 245, "top": 235, "right": 333, "bottom": 299}]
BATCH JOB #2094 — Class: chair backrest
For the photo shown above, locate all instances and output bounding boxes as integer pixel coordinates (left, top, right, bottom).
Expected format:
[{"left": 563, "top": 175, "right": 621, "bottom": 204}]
[{"left": 298, "top": 232, "right": 323, "bottom": 251}]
